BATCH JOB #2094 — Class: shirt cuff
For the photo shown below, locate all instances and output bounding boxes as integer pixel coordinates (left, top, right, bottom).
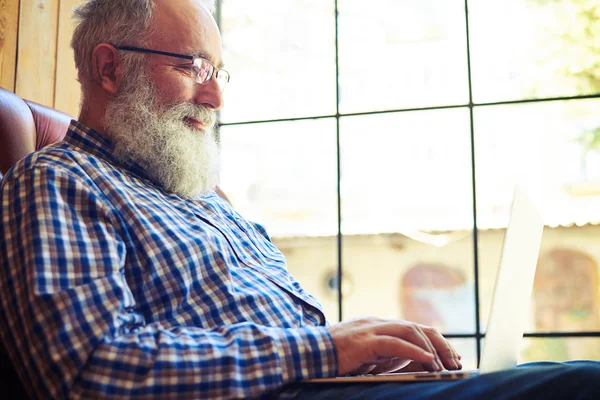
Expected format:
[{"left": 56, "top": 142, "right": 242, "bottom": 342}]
[{"left": 270, "top": 325, "right": 338, "bottom": 383}]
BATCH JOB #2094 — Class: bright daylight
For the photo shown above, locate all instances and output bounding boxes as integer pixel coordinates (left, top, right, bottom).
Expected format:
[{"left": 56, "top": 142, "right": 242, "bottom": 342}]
[
  {"left": 0, "top": 0, "right": 599, "bottom": 398},
  {"left": 218, "top": 0, "right": 600, "bottom": 369}
]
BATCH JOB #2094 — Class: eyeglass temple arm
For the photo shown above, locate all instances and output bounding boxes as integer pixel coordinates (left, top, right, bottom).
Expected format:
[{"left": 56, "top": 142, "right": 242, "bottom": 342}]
[{"left": 114, "top": 46, "right": 194, "bottom": 61}]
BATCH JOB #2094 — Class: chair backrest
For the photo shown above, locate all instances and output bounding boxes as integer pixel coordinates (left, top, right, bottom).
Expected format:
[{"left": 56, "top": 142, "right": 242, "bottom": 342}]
[
  {"left": 0, "top": 87, "right": 73, "bottom": 398},
  {"left": 0, "top": 87, "right": 73, "bottom": 179}
]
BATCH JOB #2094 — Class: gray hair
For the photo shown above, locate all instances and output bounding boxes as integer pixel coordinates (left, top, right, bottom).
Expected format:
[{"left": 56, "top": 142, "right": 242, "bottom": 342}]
[{"left": 71, "top": 0, "right": 216, "bottom": 86}]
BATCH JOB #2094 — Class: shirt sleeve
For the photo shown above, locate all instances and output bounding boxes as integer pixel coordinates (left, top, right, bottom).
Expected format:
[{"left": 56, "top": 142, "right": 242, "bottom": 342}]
[{"left": 0, "top": 166, "right": 338, "bottom": 399}]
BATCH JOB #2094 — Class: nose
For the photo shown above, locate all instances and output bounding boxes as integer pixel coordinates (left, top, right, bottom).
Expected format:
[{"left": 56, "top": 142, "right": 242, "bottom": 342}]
[{"left": 193, "top": 77, "right": 224, "bottom": 111}]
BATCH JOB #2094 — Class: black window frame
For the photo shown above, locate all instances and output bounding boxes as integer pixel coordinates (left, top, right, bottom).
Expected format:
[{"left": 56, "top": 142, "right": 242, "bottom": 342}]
[{"left": 215, "top": 0, "right": 600, "bottom": 366}]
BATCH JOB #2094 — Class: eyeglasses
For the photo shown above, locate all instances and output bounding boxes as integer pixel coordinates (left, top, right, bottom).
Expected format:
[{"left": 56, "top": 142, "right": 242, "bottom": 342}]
[{"left": 115, "top": 45, "right": 230, "bottom": 91}]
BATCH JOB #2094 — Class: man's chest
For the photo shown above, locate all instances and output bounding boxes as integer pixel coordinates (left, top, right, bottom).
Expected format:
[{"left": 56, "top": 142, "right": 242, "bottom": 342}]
[{"left": 107, "top": 187, "right": 327, "bottom": 329}]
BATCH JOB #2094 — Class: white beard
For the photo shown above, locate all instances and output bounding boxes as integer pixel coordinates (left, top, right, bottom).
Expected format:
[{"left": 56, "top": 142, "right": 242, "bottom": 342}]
[{"left": 103, "top": 72, "right": 220, "bottom": 199}]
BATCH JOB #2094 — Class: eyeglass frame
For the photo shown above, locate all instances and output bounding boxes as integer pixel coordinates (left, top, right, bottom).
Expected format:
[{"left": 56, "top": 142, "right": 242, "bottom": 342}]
[{"left": 114, "top": 45, "right": 230, "bottom": 91}]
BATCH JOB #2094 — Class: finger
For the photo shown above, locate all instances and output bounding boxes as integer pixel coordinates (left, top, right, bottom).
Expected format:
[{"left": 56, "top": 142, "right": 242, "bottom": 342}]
[
  {"left": 396, "top": 361, "right": 427, "bottom": 373},
  {"left": 351, "top": 364, "right": 377, "bottom": 375},
  {"left": 371, "top": 336, "right": 436, "bottom": 370},
  {"left": 420, "top": 325, "right": 462, "bottom": 370},
  {"left": 395, "top": 323, "right": 442, "bottom": 371},
  {"left": 436, "top": 335, "right": 462, "bottom": 369},
  {"left": 351, "top": 357, "right": 402, "bottom": 375},
  {"left": 414, "top": 325, "right": 444, "bottom": 371},
  {"left": 445, "top": 338, "right": 461, "bottom": 367},
  {"left": 372, "top": 323, "right": 442, "bottom": 371},
  {"left": 370, "top": 358, "right": 411, "bottom": 375},
  {"left": 425, "top": 331, "right": 458, "bottom": 370}
]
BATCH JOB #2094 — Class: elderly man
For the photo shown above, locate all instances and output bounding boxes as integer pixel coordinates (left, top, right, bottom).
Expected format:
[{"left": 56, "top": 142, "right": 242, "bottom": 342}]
[{"left": 0, "top": 0, "right": 598, "bottom": 399}]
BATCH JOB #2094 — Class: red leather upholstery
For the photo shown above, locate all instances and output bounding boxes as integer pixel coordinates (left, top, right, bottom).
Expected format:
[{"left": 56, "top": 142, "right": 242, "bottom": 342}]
[{"left": 0, "top": 87, "right": 73, "bottom": 178}]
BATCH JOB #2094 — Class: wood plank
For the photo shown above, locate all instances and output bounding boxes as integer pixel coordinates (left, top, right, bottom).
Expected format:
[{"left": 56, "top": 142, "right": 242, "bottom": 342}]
[
  {"left": 15, "top": 0, "right": 59, "bottom": 106},
  {"left": 0, "top": 0, "right": 20, "bottom": 91},
  {"left": 54, "top": 0, "right": 80, "bottom": 117}
]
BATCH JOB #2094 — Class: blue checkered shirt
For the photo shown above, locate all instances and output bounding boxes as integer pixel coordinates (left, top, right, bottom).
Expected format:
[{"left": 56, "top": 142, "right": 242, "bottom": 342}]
[{"left": 0, "top": 121, "right": 337, "bottom": 399}]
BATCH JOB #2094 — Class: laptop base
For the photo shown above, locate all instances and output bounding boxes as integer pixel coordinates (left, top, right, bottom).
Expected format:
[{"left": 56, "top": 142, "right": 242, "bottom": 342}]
[{"left": 304, "top": 369, "right": 480, "bottom": 383}]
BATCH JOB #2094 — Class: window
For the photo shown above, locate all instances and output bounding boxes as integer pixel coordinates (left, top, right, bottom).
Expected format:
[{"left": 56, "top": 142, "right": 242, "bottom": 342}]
[{"left": 217, "top": 0, "right": 600, "bottom": 368}]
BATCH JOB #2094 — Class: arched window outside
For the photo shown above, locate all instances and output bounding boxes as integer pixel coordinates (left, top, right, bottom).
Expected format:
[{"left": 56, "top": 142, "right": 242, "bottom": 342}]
[
  {"left": 524, "top": 248, "right": 600, "bottom": 360},
  {"left": 400, "top": 263, "right": 472, "bottom": 333}
]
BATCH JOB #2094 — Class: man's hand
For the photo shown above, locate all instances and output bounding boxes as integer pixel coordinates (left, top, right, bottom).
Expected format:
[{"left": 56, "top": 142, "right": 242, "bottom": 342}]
[{"left": 327, "top": 317, "right": 463, "bottom": 376}]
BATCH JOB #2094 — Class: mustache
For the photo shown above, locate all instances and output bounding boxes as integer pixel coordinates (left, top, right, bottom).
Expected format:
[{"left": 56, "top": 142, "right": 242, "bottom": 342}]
[{"left": 166, "top": 102, "right": 218, "bottom": 128}]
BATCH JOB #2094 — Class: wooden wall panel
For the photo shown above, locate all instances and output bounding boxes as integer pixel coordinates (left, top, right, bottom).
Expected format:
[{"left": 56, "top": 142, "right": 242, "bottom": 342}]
[
  {"left": 54, "top": 0, "right": 80, "bottom": 117},
  {"left": 15, "top": 0, "right": 59, "bottom": 106},
  {"left": 0, "top": 0, "right": 20, "bottom": 91}
]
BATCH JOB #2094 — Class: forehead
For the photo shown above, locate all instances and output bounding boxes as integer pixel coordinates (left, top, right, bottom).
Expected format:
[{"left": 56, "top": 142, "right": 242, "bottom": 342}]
[{"left": 150, "top": 0, "right": 222, "bottom": 64}]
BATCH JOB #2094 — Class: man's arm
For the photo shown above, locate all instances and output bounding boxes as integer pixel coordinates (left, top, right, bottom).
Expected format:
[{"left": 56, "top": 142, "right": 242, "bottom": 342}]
[{"left": 0, "top": 167, "right": 337, "bottom": 399}]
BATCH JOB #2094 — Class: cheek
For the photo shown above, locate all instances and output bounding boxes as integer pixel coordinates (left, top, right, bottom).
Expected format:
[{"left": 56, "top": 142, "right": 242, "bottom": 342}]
[{"left": 150, "top": 67, "right": 195, "bottom": 104}]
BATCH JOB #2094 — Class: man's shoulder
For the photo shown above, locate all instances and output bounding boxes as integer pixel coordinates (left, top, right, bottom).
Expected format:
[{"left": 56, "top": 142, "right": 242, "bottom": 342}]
[{"left": 2, "top": 142, "right": 112, "bottom": 185}]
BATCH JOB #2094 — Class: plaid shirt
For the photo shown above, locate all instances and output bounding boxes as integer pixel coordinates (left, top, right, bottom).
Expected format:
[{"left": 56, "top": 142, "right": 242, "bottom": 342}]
[{"left": 0, "top": 121, "right": 337, "bottom": 399}]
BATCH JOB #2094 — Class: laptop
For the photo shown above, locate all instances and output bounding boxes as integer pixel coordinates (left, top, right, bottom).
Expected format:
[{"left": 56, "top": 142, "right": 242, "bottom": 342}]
[{"left": 305, "top": 186, "right": 544, "bottom": 383}]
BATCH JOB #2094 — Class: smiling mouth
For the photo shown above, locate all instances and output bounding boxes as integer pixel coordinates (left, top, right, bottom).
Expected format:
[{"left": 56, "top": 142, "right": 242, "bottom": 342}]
[{"left": 184, "top": 117, "right": 206, "bottom": 130}]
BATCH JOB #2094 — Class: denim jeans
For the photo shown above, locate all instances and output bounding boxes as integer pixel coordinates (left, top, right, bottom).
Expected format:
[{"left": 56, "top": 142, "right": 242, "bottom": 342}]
[{"left": 290, "top": 361, "right": 600, "bottom": 400}]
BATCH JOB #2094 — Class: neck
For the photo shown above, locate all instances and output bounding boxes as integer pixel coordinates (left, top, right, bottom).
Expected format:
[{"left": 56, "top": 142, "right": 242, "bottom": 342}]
[{"left": 78, "top": 93, "right": 110, "bottom": 138}]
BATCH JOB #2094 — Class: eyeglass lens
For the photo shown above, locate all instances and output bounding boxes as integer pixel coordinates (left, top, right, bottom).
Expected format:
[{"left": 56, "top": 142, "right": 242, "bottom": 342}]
[{"left": 193, "top": 58, "right": 229, "bottom": 91}]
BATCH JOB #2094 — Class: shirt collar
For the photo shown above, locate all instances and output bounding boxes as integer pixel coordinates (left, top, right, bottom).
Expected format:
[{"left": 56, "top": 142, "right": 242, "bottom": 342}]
[{"left": 64, "top": 119, "right": 152, "bottom": 182}]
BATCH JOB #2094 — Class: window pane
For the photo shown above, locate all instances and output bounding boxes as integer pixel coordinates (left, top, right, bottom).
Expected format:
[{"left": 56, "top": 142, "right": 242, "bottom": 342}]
[
  {"left": 338, "top": 234, "right": 476, "bottom": 333},
  {"left": 340, "top": 109, "right": 474, "bottom": 234},
  {"left": 470, "top": 0, "right": 600, "bottom": 103},
  {"left": 520, "top": 338, "right": 600, "bottom": 363},
  {"left": 340, "top": 110, "right": 475, "bottom": 333},
  {"left": 338, "top": 0, "right": 469, "bottom": 113},
  {"left": 219, "top": 119, "right": 338, "bottom": 237},
  {"left": 220, "top": 0, "right": 336, "bottom": 122},
  {"left": 475, "top": 99, "right": 600, "bottom": 333}
]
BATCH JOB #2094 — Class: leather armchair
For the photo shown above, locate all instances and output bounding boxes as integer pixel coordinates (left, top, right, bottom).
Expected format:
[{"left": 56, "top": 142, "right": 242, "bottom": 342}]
[{"left": 0, "top": 86, "right": 73, "bottom": 180}]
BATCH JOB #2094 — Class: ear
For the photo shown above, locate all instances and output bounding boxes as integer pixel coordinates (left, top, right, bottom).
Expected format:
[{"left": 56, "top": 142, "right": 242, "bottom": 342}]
[{"left": 91, "top": 43, "right": 122, "bottom": 96}]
